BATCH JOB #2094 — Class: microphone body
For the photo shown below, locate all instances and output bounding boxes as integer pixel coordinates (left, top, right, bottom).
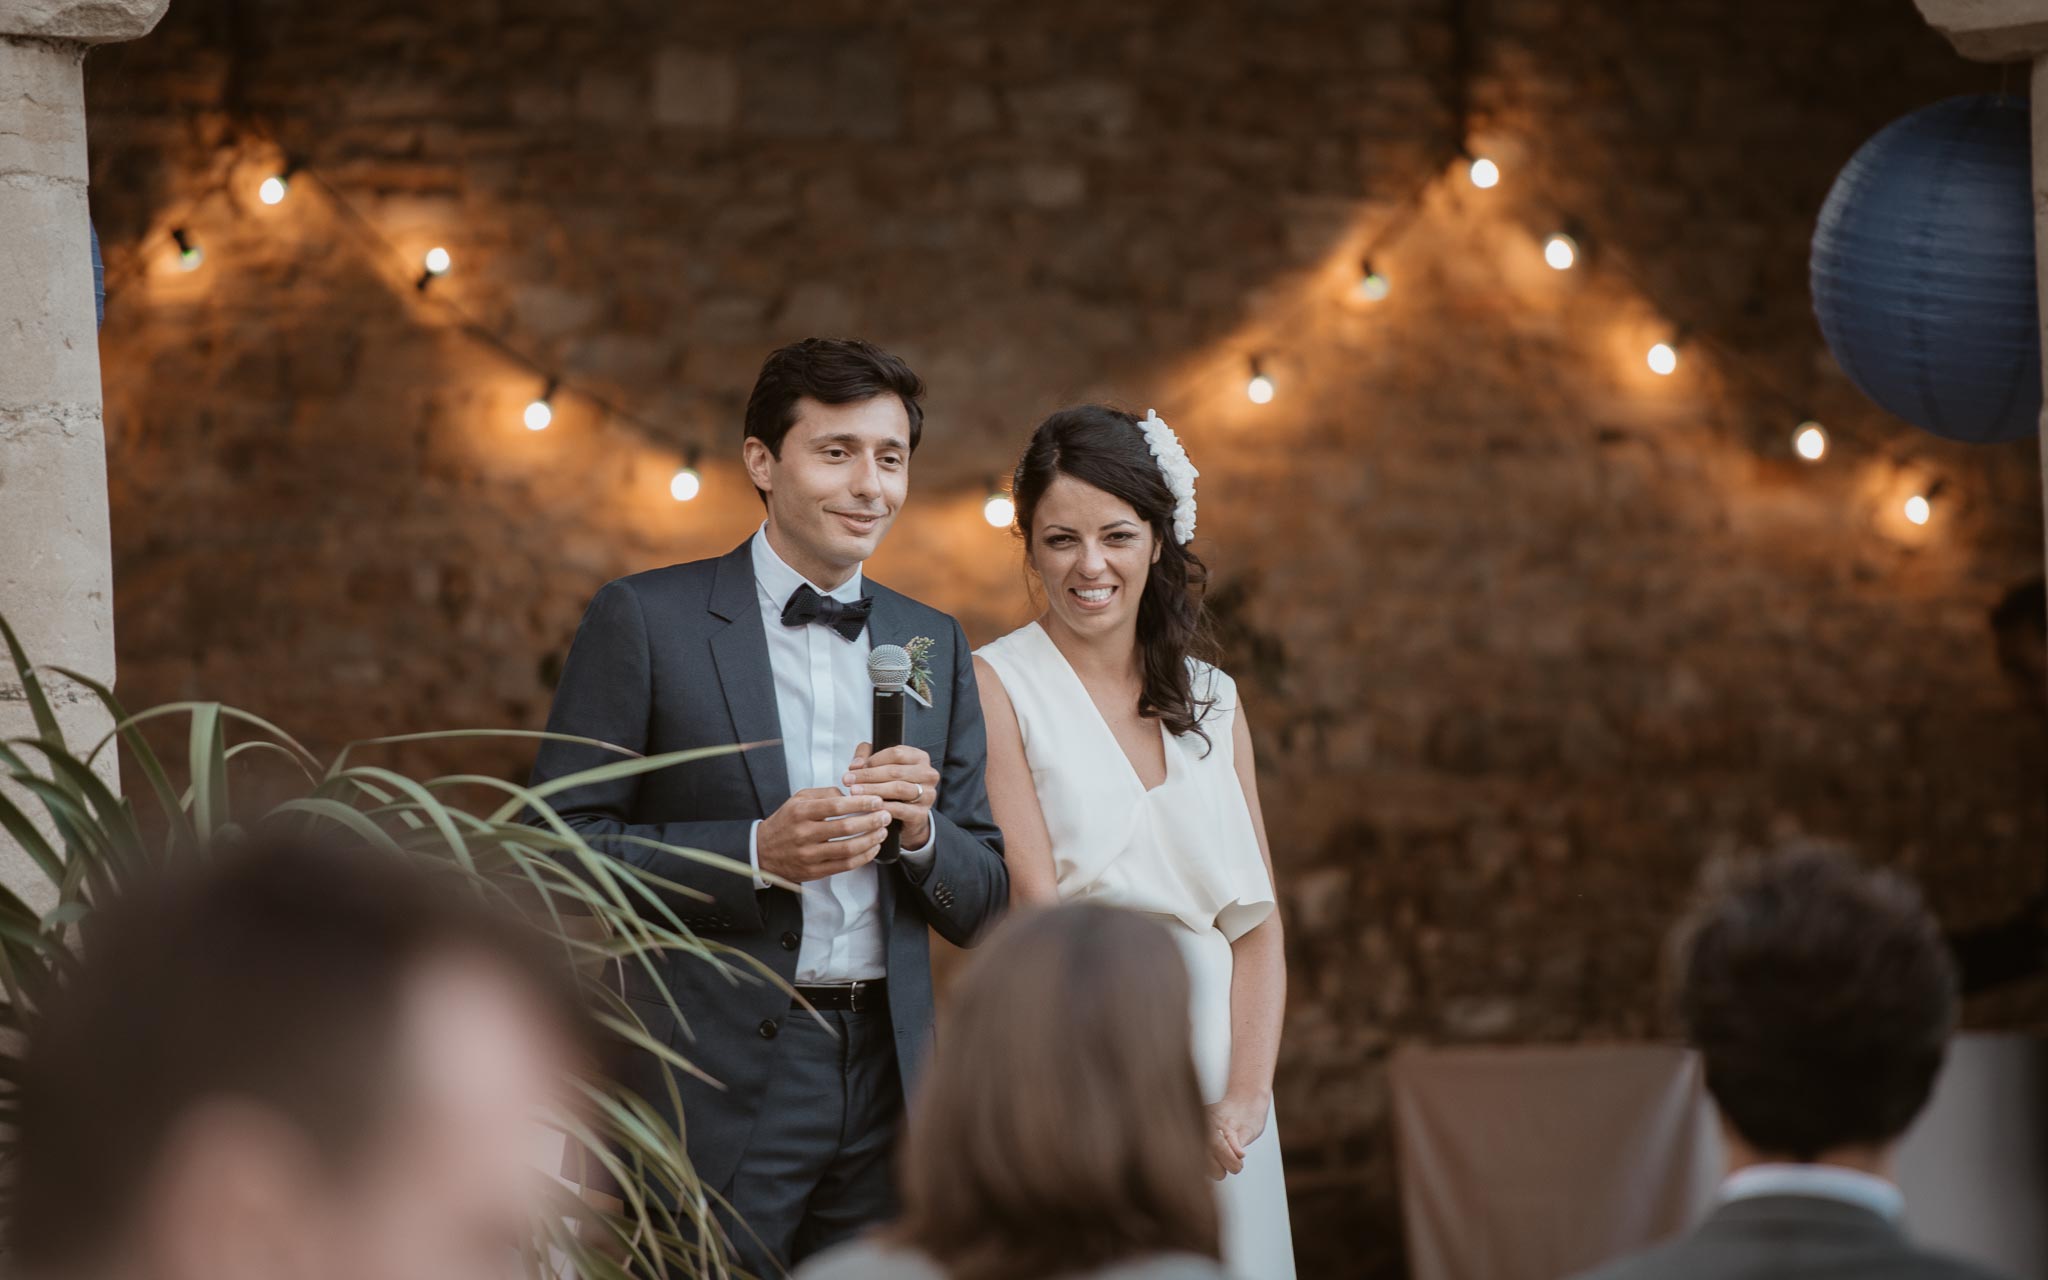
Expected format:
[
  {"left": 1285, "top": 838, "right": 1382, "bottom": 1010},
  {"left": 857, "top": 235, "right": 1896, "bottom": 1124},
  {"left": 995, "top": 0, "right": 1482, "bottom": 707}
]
[
  {"left": 870, "top": 686, "right": 905, "bottom": 864},
  {"left": 867, "top": 644, "right": 914, "bottom": 866}
]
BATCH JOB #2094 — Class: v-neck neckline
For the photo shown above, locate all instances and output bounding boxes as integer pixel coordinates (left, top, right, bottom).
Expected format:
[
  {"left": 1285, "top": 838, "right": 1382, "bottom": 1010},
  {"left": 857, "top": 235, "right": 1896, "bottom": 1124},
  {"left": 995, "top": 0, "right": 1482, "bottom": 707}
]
[{"left": 1028, "top": 621, "right": 1173, "bottom": 796}]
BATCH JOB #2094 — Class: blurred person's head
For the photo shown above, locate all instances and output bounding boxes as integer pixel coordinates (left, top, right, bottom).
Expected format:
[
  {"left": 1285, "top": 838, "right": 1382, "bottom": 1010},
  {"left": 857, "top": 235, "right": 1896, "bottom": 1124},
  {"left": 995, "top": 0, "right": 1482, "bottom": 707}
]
[
  {"left": 1010, "top": 404, "right": 1216, "bottom": 744},
  {"left": 1672, "top": 843, "right": 1959, "bottom": 1174},
  {"left": 742, "top": 337, "right": 925, "bottom": 587},
  {"left": 10, "top": 837, "right": 592, "bottom": 1280},
  {"left": 893, "top": 903, "right": 1220, "bottom": 1280}
]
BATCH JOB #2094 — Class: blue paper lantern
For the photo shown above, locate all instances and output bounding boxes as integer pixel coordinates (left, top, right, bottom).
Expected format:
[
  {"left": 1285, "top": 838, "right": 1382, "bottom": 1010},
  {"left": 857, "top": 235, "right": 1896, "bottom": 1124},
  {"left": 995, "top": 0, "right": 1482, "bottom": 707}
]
[{"left": 1810, "top": 95, "right": 2040, "bottom": 445}]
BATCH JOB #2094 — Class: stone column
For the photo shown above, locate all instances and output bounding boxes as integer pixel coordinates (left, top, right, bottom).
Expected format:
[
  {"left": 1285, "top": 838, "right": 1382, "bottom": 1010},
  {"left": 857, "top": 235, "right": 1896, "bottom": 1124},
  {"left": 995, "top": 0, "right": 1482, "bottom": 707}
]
[
  {"left": 1916, "top": 0, "right": 2048, "bottom": 579},
  {"left": 0, "top": 0, "right": 171, "bottom": 905}
]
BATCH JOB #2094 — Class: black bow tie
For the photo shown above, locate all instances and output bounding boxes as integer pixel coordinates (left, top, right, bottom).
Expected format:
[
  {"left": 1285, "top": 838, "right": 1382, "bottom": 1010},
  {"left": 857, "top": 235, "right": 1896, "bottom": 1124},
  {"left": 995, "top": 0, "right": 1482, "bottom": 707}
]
[{"left": 781, "top": 584, "right": 873, "bottom": 642}]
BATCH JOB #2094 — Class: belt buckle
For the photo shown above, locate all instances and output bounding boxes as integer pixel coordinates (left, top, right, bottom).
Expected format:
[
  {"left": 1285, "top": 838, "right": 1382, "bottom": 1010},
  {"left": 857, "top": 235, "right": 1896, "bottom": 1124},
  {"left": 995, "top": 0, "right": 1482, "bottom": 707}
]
[{"left": 848, "top": 980, "right": 868, "bottom": 1014}]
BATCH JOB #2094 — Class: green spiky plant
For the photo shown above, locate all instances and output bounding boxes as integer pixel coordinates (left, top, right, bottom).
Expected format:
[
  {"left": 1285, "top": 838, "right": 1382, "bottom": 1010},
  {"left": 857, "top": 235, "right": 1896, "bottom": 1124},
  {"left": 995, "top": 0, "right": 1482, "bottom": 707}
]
[{"left": 0, "top": 615, "right": 774, "bottom": 1279}]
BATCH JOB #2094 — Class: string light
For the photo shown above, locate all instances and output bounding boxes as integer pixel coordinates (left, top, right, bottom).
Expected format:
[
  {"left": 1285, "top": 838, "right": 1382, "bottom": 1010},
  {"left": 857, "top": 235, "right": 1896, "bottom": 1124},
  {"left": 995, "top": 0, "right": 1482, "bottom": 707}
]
[
  {"left": 1904, "top": 493, "right": 1931, "bottom": 525},
  {"left": 983, "top": 478, "right": 1015, "bottom": 529},
  {"left": 92, "top": 0, "right": 1867, "bottom": 526},
  {"left": 258, "top": 161, "right": 298, "bottom": 206},
  {"left": 104, "top": 146, "right": 681, "bottom": 482},
  {"left": 524, "top": 378, "right": 557, "bottom": 432},
  {"left": 669, "top": 448, "right": 702, "bottom": 502},
  {"left": 1355, "top": 260, "right": 1391, "bottom": 302},
  {"left": 1246, "top": 359, "right": 1275, "bottom": 405},
  {"left": 416, "top": 246, "right": 451, "bottom": 291},
  {"left": 118, "top": 124, "right": 1868, "bottom": 525}
]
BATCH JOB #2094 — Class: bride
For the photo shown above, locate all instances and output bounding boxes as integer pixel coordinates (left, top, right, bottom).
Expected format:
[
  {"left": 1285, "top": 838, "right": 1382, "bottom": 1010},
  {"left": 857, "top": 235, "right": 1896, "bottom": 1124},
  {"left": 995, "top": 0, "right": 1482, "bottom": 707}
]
[{"left": 974, "top": 404, "right": 1295, "bottom": 1278}]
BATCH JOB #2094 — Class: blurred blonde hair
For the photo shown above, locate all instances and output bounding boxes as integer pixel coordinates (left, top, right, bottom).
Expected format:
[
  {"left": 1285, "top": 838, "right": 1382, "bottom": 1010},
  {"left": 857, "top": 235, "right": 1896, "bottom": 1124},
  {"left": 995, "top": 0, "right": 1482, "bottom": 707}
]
[{"left": 894, "top": 903, "right": 1220, "bottom": 1280}]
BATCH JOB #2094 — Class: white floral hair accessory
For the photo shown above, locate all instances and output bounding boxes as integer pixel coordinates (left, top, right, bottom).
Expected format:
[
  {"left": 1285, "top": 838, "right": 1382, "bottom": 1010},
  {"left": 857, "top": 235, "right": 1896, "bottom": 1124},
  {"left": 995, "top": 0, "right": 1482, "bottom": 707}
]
[{"left": 1136, "top": 408, "right": 1199, "bottom": 545}]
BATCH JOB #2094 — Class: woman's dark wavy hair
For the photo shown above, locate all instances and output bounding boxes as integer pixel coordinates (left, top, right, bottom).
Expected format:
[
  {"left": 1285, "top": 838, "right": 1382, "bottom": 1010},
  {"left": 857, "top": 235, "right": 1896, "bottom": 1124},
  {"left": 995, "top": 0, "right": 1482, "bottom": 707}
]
[{"left": 1012, "top": 404, "right": 1220, "bottom": 749}]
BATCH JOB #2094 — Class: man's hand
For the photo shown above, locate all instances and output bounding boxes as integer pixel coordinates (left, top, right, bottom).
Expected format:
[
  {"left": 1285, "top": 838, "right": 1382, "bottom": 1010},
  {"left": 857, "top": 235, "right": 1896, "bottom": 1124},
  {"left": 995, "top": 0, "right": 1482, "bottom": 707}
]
[
  {"left": 756, "top": 787, "right": 892, "bottom": 884},
  {"left": 843, "top": 741, "right": 940, "bottom": 851}
]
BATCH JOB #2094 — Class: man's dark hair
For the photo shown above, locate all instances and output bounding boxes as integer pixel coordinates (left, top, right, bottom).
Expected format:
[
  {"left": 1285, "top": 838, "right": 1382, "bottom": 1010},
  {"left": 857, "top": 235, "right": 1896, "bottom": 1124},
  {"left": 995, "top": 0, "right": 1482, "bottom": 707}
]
[
  {"left": 1673, "top": 843, "right": 1958, "bottom": 1160},
  {"left": 8, "top": 836, "right": 592, "bottom": 1273},
  {"left": 742, "top": 337, "right": 926, "bottom": 463}
]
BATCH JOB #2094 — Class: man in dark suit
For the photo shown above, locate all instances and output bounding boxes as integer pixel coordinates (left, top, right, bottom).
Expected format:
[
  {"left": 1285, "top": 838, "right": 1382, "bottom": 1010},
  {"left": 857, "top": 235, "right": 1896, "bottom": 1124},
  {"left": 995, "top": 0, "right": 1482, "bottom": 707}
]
[
  {"left": 1572, "top": 845, "right": 2009, "bottom": 1280},
  {"left": 528, "top": 338, "right": 1008, "bottom": 1275}
]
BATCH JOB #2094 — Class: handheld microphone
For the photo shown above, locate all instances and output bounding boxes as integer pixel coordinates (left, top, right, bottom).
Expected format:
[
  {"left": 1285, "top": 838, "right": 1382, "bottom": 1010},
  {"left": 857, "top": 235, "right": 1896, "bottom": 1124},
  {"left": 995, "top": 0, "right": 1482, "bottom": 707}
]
[{"left": 866, "top": 645, "right": 911, "bottom": 865}]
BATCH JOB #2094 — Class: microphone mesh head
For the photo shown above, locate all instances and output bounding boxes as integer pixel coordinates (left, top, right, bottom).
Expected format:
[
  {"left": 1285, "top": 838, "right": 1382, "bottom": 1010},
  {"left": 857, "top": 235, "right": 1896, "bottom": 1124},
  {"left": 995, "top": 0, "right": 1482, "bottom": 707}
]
[{"left": 868, "top": 644, "right": 913, "bottom": 692}]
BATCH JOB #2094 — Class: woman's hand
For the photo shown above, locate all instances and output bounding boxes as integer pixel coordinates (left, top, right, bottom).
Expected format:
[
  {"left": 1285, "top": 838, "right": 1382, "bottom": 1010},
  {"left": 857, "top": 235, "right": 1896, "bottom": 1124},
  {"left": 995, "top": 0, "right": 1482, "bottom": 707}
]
[{"left": 1204, "top": 1090, "right": 1271, "bottom": 1179}]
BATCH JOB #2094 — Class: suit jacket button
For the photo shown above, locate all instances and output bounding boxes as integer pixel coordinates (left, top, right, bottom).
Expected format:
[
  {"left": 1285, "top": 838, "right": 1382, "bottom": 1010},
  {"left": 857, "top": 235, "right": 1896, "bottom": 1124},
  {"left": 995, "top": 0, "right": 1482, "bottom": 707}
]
[
  {"left": 758, "top": 1019, "right": 779, "bottom": 1040},
  {"left": 780, "top": 931, "right": 799, "bottom": 951}
]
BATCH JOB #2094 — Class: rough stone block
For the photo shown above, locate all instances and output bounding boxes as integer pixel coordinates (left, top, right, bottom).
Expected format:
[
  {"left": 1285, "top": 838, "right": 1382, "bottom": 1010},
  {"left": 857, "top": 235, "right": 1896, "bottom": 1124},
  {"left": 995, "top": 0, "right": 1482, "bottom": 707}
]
[
  {"left": 737, "top": 31, "right": 902, "bottom": 139},
  {"left": 1015, "top": 162, "right": 1085, "bottom": 209},
  {"left": 0, "top": 405, "right": 115, "bottom": 681},
  {"left": 652, "top": 45, "right": 738, "bottom": 130},
  {"left": 0, "top": 0, "right": 168, "bottom": 42}
]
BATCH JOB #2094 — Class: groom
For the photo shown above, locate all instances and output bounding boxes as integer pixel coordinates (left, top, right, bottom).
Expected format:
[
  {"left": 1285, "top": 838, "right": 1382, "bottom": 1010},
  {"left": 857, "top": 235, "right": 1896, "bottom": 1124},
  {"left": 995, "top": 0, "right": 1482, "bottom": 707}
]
[{"left": 528, "top": 338, "right": 1009, "bottom": 1273}]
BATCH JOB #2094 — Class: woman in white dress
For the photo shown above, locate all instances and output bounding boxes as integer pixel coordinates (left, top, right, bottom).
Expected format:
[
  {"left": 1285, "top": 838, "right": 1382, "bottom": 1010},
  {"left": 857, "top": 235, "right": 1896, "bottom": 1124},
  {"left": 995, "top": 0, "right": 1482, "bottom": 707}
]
[{"left": 973, "top": 404, "right": 1295, "bottom": 1279}]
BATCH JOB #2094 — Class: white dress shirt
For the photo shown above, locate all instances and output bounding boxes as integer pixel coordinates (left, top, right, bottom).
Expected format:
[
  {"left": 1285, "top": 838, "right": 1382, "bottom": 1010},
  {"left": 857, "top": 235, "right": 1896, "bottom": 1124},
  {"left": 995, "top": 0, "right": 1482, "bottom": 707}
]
[
  {"left": 1718, "top": 1163, "right": 1906, "bottom": 1221},
  {"left": 746, "top": 525, "right": 934, "bottom": 983}
]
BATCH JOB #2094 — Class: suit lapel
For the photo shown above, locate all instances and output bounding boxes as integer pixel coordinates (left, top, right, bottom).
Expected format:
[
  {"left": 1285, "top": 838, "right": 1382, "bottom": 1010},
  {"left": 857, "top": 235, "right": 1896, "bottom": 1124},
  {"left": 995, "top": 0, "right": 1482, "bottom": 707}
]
[
  {"left": 708, "top": 540, "right": 791, "bottom": 817},
  {"left": 861, "top": 583, "right": 924, "bottom": 715},
  {"left": 861, "top": 582, "right": 948, "bottom": 740},
  {"left": 860, "top": 582, "right": 905, "bottom": 663}
]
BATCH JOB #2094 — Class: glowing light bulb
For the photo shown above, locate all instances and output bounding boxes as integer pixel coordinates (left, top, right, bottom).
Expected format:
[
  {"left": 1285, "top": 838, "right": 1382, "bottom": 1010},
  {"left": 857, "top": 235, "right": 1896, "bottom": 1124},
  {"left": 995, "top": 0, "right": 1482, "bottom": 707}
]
[
  {"left": 415, "top": 246, "right": 453, "bottom": 292},
  {"left": 1647, "top": 342, "right": 1678, "bottom": 376},
  {"left": 1543, "top": 233, "right": 1577, "bottom": 270},
  {"left": 259, "top": 175, "right": 289, "bottom": 205},
  {"left": 1355, "top": 267, "right": 1390, "bottom": 302},
  {"left": 172, "top": 229, "right": 202, "bottom": 271},
  {"left": 1793, "top": 422, "right": 1828, "bottom": 462},
  {"left": 670, "top": 466, "right": 701, "bottom": 502},
  {"left": 1246, "top": 363, "right": 1275, "bottom": 404},
  {"left": 1904, "top": 494, "right": 1931, "bottom": 525},
  {"left": 984, "top": 492, "right": 1015, "bottom": 529},
  {"left": 524, "top": 398, "right": 553, "bottom": 431},
  {"left": 1468, "top": 157, "right": 1500, "bottom": 189}
]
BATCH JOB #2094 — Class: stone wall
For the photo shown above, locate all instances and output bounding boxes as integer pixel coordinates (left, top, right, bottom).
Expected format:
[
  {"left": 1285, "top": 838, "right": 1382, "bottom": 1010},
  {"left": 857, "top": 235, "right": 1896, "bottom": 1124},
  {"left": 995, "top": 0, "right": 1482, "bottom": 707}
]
[{"left": 81, "top": 2, "right": 2048, "bottom": 1273}]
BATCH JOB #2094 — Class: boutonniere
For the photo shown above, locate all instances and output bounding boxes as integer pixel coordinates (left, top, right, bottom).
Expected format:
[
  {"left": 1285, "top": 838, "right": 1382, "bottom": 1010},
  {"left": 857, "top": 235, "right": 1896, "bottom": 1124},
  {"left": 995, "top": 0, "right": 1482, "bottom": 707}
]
[{"left": 904, "top": 636, "right": 936, "bottom": 708}]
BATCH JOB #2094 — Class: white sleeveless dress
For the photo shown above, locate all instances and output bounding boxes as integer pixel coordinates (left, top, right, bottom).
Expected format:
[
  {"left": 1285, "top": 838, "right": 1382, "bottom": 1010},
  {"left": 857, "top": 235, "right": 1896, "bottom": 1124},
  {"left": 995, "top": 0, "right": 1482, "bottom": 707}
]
[{"left": 977, "top": 622, "right": 1296, "bottom": 1280}]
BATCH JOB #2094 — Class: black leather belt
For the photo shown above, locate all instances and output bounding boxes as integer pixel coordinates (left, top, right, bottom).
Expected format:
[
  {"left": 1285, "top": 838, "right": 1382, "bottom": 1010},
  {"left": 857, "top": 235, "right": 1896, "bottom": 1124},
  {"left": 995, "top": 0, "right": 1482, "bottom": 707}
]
[{"left": 791, "top": 979, "right": 886, "bottom": 1013}]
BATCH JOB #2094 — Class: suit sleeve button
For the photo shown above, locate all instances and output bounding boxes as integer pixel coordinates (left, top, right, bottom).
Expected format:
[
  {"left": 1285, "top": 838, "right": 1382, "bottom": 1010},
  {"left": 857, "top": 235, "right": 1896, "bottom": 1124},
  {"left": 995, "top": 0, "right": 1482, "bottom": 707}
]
[{"left": 758, "top": 1019, "right": 779, "bottom": 1039}]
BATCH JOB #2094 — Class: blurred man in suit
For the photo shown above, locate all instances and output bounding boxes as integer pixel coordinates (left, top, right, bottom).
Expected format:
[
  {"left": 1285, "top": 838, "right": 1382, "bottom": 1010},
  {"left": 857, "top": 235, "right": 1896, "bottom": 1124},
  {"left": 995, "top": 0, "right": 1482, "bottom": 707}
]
[{"left": 1572, "top": 844, "right": 2009, "bottom": 1280}]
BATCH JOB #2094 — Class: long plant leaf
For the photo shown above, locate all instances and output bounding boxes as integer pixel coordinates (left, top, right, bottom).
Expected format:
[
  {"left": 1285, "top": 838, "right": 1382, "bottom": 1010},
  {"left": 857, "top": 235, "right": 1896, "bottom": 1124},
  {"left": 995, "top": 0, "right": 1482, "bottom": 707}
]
[
  {"left": 0, "top": 616, "right": 64, "bottom": 749},
  {"left": 187, "top": 704, "right": 229, "bottom": 841},
  {"left": 47, "top": 669, "right": 201, "bottom": 854}
]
